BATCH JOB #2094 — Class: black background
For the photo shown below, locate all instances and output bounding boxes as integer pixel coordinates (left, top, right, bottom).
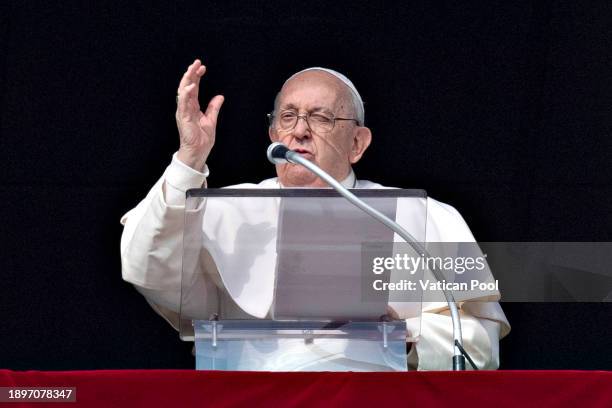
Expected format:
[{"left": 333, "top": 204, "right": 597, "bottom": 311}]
[{"left": 1, "top": 1, "right": 611, "bottom": 370}]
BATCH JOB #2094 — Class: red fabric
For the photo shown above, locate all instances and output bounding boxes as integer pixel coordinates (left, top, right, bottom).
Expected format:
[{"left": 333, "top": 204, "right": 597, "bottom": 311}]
[{"left": 1, "top": 370, "right": 610, "bottom": 408}]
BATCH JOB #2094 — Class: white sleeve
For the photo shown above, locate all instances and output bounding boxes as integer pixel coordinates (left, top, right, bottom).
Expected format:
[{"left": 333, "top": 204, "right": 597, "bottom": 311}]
[
  {"left": 119, "top": 153, "right": 216, "bottom": 318},
  {"left": 406, "top": 198, "right": 511, "bottom": 370},
  {"left": 406, "top": 301, "right": 510, "bottom": 370}
]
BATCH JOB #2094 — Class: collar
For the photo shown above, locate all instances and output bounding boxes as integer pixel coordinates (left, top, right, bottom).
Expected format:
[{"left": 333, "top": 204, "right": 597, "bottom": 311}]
[{"left": 277, "top": 168, "right": 357, "bottom": 188}]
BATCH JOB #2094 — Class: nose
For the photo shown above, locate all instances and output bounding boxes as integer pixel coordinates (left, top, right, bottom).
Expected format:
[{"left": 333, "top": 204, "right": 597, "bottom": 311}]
[{"left": 291, "top": 115, "right": 311, "bottom": 142}]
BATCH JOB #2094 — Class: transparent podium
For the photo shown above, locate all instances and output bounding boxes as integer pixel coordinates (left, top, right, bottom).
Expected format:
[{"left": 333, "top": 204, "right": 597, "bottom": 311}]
[{"left": 179, "top": 188, "right": 427, "bottom": 371}]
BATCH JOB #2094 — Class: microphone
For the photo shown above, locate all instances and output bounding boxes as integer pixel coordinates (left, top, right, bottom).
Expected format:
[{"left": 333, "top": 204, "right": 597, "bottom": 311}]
[
  {"left": 266, "top": 142, "right": 472, "bottom": 370},
  {"left": 267, "top": 142, "right": 295, "bottom": 164}
]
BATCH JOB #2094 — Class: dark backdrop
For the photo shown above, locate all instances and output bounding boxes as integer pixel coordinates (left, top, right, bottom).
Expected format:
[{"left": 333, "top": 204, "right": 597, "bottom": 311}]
[{"left": 1, "top": 1, "right": 610, "bottom": 370}]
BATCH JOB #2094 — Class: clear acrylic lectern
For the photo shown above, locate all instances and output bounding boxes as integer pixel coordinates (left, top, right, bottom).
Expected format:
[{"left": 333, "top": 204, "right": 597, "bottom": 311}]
[{"left": 179, "top": 189, "right": 427, "bottom": 371}]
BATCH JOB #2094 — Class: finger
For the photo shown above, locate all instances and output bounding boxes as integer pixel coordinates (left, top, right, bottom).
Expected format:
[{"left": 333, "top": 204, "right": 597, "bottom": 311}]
[
  {"left": 177, "top": 61, "right": 196, "bottom": 90},
  {"left": 204, "top": 95, "right": 225, "bottom": 125},
  {"left": 177, "top": 59, "right": 203, "bottom": 92},
  {"left": 180, "top": 63, "right": 207, "bottom": 103},
  {"left": 177, "top": 83, "right": 198, "bottom": 117},
  {"left": 190, "top": 64, "right": 207, "bottom": 100}
]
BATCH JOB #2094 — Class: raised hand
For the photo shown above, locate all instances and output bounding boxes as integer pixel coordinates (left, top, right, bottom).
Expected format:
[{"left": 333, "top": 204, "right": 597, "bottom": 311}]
[{"left": 175, "top": 59, "right": 224, "bottom": 171}]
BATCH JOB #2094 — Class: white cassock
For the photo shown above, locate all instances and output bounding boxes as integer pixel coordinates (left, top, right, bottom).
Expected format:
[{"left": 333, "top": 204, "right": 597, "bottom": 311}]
[{"left": 120, "top": 154, "right": 511, "bottom": 370}]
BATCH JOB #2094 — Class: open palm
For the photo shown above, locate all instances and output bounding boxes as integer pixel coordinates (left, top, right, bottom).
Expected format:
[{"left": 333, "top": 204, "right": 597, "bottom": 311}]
[{"left": 175, "top": 59, "right": 224, "bottom": 170}]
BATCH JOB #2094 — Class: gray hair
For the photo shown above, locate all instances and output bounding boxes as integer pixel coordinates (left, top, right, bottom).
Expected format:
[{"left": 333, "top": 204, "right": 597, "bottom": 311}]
[{"left": 272, "top": 67, "right": 365, "bottom": 126}]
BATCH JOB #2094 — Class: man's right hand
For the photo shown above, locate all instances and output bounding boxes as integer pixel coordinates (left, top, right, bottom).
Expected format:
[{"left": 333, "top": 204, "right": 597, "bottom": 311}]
[{"left": 176, "top": 59, "right": 224, "bottom": 171}]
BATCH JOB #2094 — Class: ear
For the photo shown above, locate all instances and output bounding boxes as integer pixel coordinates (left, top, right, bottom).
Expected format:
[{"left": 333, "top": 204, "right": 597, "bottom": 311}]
[
  {"left": 348, "top": 126, "right": 372, "bottom": 164},
  {"left": 269, "top": 126, "right": 279, "bottom": 143}
]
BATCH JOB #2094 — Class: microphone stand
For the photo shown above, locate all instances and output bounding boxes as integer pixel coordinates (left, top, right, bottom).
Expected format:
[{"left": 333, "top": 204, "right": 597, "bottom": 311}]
[{"left": 268, "top": 143, "right": 474, "bottom": 370}]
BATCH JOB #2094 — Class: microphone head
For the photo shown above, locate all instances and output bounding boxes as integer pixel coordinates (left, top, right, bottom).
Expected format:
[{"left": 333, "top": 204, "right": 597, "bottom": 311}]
[{"left": 267, "top": 142, "right": 291, "bottom": 164}]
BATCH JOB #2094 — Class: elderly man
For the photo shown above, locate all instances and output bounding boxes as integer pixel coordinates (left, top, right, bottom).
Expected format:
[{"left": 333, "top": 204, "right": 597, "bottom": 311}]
[{"left": 121, "top": 59, "right": 510, "bottom": 370}]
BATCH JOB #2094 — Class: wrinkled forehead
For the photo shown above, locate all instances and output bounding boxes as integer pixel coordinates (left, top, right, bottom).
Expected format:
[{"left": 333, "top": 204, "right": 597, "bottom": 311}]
[{"left": 277, "top": 70, "right": 350, "bottom": 111}]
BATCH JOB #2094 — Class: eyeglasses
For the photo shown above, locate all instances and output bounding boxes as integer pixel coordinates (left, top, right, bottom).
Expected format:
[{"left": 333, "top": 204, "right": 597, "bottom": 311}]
[{"left": 267, "top": 110, "right": 360, "bottom": 134}]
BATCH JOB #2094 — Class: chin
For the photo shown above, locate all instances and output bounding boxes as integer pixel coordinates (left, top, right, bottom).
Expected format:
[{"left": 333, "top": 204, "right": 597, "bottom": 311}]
[{"left": 278, "top": 165, "right": 322, "bottom": 187}]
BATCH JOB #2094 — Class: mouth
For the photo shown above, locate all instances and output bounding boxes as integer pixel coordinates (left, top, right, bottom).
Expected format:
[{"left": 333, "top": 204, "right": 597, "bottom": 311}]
[{"left": 293, "top": 148, "right": 314, "bottom": 159}]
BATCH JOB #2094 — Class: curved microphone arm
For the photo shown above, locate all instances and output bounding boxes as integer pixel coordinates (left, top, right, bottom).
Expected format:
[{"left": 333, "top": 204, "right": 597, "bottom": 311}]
[{"left": 267, "top": 142, "right": 467, "bottom": 370}]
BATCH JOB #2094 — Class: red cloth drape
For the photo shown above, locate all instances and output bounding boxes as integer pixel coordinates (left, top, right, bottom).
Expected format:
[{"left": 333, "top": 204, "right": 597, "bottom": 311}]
[{"left": 1, "top": 370, "right": 610, "bottom": 407}]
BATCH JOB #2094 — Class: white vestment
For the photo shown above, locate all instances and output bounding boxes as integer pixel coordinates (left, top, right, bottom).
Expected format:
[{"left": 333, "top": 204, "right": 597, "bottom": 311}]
[{"left": 120, "top": 154, "right": 510, "bottom": 370}]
